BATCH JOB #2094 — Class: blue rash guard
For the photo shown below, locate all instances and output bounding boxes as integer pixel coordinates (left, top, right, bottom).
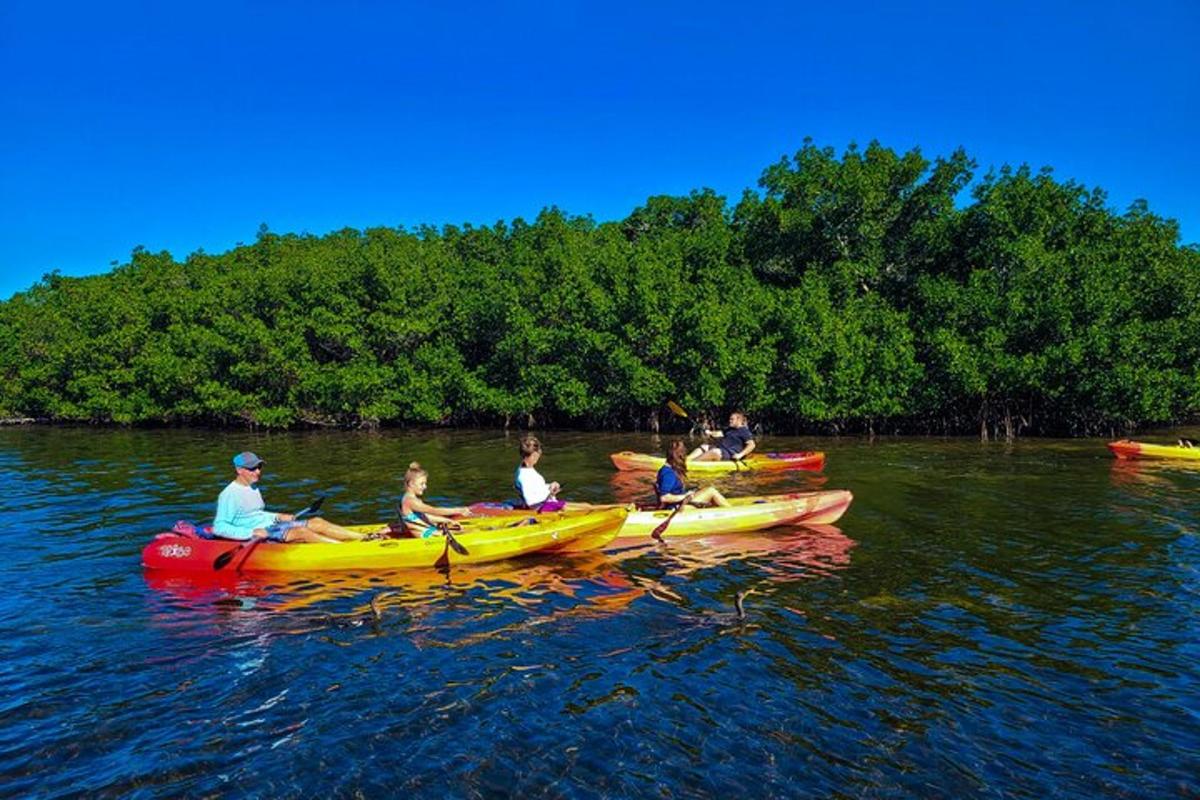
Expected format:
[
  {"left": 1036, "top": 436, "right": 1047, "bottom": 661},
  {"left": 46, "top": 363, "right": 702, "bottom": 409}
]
[
  {"left": 213, "top": 480, "right": 278, "bottom": 540},
  {"left": 655, "top": 465, "right": 686, "bottom": 505}
]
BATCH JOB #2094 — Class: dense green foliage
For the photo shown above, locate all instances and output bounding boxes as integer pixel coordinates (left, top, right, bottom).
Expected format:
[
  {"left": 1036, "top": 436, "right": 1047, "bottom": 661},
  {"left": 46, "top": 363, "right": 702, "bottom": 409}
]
[{"left": 2, "top": 141, "right": 1197, "bottom": 436}]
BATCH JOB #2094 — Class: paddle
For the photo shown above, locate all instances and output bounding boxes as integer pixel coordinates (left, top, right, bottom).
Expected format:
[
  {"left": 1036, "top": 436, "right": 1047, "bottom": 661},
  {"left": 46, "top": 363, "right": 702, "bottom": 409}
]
[
  {"left": 651, "top": 491, "right": 693, "bottom": 542},
  {"left": 437, "top": 522, "right": 470, "bottom": 556},
  {"left": 393, "top": 502, "right": 470, "bottom": 556},
  {"left": 212, "top": 496, "right": 325, "bottom": 571}
]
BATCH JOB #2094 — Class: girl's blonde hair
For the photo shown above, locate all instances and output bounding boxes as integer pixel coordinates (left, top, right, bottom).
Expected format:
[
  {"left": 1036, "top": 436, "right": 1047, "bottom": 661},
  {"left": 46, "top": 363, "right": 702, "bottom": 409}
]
[{"left": 404, "top": 461, "right": 427, "bottom": 488}]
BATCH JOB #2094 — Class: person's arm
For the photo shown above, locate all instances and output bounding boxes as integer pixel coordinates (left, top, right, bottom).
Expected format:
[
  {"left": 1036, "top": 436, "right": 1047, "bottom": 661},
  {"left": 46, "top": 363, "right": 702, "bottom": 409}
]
[
  {"left": 408, "top": 496, "right": 465, "bottom": 526},
  {"left": 409, "top": 496, "right": 470, "bottom": 518},
  {"left": 735, "top": 439, "right": 757, "bottom": 460}
]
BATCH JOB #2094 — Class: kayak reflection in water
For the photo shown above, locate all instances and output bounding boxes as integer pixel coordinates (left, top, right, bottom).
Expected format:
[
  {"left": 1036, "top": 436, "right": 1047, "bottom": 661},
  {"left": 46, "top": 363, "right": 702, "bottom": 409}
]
[
  {"left": 398, "top": 462, "right": 472, "bottom": 538},
  {"left": 214, "top": 451, "right": 375, "bottom": 544},
  {"left": 687, "top": 411, "right": 757, "bottom": 463},
  {"left": 656, "top": 440, "right": 731, "bottom": 509}
]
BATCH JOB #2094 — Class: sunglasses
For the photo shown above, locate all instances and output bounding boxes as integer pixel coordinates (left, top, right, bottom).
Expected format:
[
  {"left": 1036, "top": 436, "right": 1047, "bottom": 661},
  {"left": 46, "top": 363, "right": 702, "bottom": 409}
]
[{"left": 243, "top": 464, "right": 263, "bottom": 472}]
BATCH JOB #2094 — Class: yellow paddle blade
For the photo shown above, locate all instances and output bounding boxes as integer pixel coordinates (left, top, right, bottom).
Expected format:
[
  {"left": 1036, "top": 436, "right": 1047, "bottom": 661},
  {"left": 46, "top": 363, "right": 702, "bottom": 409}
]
[{"left": 666, "top": 401, "right": 689, "bottom": 419}]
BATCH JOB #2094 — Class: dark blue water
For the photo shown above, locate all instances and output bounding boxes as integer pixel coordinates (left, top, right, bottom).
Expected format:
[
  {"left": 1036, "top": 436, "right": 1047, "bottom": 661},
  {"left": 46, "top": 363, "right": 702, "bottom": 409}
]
[{"left": 0, "top": 428, "right": 1196, "bottom": 798}]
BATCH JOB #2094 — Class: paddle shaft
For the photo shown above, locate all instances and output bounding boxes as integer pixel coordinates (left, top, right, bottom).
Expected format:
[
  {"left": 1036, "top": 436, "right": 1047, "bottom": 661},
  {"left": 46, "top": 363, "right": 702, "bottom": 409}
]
[{"left": 651, "top": 491, "right": 694, "bottom": 541}]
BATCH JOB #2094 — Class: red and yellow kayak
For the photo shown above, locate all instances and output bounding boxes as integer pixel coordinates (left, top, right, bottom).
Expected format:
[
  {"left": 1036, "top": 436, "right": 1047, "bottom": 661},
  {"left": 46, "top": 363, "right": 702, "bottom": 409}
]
[
  {"left": 470, "top": 490, "right": 853, "bottom": 540},
  {"left": 1107, "top": 439, "right": 1200, "bottom": 462},
  {"left": 610, "top": 450, "right": 825, "bottom": 473},
  {"left": 142, "top": 507, "right": 627, "bottom": 573}
]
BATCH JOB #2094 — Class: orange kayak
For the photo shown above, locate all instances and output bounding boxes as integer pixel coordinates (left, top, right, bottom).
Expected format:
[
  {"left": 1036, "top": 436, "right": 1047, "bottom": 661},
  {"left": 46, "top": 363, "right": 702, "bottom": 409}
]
[{"left": 610, "top": 450, "right": 825, "bottom": 473}]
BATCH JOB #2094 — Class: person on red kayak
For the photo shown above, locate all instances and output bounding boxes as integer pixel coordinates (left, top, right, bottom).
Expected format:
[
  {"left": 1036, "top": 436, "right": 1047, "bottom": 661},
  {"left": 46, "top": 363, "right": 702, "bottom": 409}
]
[
  {"left": 687, "top": 411, "right": 757, "bottom": 463},
  {"left": 213, "top": 452, "right": 371, "bottom": 544},
  {"left": 398, "top": 462, "right": 472, "bottom": 538},
  {"left": 656, "top": 440, "right": 730, "bottom": 509}
]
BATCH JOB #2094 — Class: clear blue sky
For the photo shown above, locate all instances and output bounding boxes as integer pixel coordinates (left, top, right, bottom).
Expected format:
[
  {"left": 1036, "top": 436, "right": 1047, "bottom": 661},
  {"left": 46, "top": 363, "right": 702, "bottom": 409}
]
[{"left": 2, "top": 0, "right": 1197, "bottom": 299}]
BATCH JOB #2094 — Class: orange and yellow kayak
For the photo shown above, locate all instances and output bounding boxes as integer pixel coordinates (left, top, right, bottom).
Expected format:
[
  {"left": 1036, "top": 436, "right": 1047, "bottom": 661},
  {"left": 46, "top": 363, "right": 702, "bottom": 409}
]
[
  {"left": 1107, "top": 439, "right": 1200, "bottom": 462},
  {"left": 610, "top": 450, "right": 825, "bottom": 473},
  {"left": 142, "top": 507, "right": 627, "bottom": 572}
]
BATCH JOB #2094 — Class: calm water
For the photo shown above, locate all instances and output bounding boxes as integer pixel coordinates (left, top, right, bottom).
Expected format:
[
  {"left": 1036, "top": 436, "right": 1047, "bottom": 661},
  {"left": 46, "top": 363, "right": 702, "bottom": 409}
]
[{"left": 0, "top": 427, "right": 1196, "bottom": 798}]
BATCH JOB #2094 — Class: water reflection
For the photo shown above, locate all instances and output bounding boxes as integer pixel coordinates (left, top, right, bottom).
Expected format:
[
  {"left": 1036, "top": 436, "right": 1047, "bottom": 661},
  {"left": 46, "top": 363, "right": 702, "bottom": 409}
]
[
  {"left": 6, "top": 427, "right": 1199, "bottom": 797},
  {"left": 145, "top": 524, "right": 855, "bottom": 619}
]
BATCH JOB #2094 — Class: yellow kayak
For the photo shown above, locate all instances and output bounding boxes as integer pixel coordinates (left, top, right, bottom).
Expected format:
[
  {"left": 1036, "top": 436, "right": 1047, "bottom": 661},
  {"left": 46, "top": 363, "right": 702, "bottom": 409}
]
[
  {"left": 142, "top": 507, "right": 628, "bottom": 572},
  {"left": 610, "top": 450, "right": 825, "bottom": 473},
  {"left": 470, "top": 490, "right": 853, "bottom": 540},
  {"left": 616, "top": 490, "right": 852, "bottom": 540}
]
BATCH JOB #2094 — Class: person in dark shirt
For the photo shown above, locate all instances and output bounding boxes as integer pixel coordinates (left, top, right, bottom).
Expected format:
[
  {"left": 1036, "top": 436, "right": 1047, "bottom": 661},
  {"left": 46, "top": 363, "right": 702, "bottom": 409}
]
[
  {"left": 656, "top": 440, "right": 730, "bottom": 508},
  {"left": 688, "top": 411, "right": 756, "bottom": 463}
]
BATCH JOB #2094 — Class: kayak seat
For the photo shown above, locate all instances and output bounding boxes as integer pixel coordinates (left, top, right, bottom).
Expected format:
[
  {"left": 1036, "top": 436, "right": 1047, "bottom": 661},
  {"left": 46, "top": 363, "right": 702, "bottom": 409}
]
[{"left": 171, "top": 520, "right": 215, "bottom": 539}]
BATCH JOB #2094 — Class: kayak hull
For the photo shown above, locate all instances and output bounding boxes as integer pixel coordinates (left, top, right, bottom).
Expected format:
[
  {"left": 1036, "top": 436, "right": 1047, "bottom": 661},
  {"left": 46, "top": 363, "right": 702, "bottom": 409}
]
[
  {"left": 471, "top": 490, "right": 853, "bottom": 540},
  {"left": 619, "top": 490, "right": 852, "bottom": 539},
  {"left": 610, "top": 450, "right": 825, "bottom": 473},
  {"left": 142, "top": 507, "right": 627, "bottom": 572},
  {"left": 1107, "top": 439, "right": 1200, "bottom": 461}
]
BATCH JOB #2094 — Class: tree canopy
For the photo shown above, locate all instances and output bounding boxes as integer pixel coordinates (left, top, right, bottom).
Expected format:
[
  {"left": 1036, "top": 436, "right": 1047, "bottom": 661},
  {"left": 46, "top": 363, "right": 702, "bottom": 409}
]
[{"left": 2, "top": 141, "right": 1196, "bottom": 437}]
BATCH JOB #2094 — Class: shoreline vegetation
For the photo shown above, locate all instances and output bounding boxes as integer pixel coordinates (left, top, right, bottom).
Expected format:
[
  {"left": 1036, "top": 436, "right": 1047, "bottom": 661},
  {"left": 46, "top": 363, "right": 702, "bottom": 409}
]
[{"left": 1, "top": 140, "right": 1197, "bottom": 440}]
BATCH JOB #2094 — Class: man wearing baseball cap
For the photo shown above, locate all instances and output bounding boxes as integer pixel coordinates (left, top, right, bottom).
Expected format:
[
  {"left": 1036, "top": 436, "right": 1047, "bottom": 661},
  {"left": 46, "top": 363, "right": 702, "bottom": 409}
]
[{"left": 213, "top": 451, "right": 370, "bottom": 544}]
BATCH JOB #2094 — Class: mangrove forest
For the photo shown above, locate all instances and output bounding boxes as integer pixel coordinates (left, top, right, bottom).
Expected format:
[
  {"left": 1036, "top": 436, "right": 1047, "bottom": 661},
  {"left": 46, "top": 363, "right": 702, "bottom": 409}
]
[{"left": 1, "top": 140, "right": 1197, "bottom": 437}]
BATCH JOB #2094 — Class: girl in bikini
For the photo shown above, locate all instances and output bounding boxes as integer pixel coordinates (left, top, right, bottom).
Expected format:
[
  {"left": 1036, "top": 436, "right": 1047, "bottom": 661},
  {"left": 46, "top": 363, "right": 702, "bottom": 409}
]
[{"left": 398, "top": 462, "right": 472, "bottom": 538}]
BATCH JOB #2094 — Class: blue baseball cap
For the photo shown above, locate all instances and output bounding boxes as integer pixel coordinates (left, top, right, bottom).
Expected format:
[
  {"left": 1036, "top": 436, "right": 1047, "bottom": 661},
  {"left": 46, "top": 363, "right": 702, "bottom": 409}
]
[{"left": 232, "top": 451, "right": 264, "bottom": 469}]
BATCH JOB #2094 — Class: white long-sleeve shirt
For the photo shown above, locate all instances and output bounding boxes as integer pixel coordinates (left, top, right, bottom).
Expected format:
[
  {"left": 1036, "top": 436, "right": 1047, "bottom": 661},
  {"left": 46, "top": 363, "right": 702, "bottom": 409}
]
[{"left": 514, "top": 465, "right": 551, "bottom": 507}]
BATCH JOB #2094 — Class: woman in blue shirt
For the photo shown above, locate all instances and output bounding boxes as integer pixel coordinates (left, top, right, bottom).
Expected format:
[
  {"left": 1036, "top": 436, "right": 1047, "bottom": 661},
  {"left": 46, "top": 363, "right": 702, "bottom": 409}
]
[{"left": 655, "top": 440, "right": 731, "bottom": 509}]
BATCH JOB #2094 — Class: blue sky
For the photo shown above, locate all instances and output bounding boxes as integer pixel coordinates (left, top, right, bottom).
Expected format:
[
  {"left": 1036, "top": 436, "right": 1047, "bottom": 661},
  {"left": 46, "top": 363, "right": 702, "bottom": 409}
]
[{"left": 1, "top": 0, "right": 1197, "bottom": 299}]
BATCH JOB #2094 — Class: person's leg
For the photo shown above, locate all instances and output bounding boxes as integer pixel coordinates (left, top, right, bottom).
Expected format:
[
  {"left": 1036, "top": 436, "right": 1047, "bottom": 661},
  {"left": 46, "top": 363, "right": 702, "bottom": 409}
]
[
  {"left": 692, "top": 486, "right": 731, "bottom": 507},
  {"left": 283, "top": 527, "right": 339, "bottom": 543},
  {"left": 304, "top": 517, "right": 369, "bottom": 541},
  {"left": 687, "top": 444, "right": 722, "bottom": 461}
]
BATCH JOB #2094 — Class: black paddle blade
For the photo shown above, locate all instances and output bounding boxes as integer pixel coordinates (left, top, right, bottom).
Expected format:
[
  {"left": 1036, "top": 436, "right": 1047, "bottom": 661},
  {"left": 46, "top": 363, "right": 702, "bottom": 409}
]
[
  {"left": 308, "top": 496, "right": 325, "bottom": 514},
  {"left": 212, "top": 544, "right": 241, "bottom": 570},
  {"left": 439, "top": 524, "right": 470, "bottom": 556}
]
